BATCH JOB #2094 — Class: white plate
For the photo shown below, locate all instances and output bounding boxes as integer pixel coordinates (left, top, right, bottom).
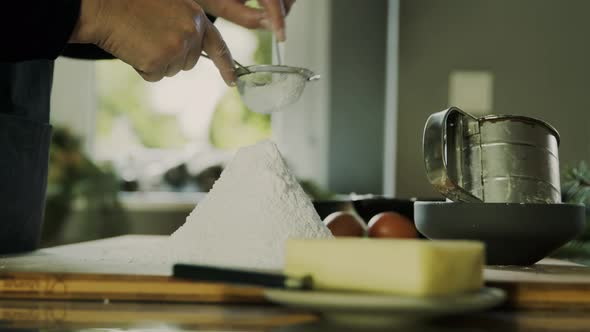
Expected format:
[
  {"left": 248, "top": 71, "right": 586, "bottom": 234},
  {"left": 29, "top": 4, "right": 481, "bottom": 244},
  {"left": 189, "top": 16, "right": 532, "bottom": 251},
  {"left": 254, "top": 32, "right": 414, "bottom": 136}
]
[{"left": 264, "top": 287, "right": 505, "bottom": 327}]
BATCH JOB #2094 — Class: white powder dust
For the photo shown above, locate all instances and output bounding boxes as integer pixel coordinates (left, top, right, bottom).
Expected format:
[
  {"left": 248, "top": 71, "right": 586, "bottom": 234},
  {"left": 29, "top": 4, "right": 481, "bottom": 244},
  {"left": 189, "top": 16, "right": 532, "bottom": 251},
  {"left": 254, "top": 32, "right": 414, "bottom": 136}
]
[
  {"left": 237, "top": 72, "right": 306, "bottom": 113},
  {"left": 42, "top": 141, "right": 331, "bottom": 273},
  {"left": 162, "top": 140, "right": 332, "bottom": 270}
]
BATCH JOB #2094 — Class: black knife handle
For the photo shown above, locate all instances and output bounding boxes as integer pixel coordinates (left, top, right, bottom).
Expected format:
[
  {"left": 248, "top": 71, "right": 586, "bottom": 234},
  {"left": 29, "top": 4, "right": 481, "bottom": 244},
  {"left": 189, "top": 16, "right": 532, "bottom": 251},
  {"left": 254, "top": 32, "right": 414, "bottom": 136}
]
[{"left": 173, "top": 264, "right": 312, "bottom": 290}]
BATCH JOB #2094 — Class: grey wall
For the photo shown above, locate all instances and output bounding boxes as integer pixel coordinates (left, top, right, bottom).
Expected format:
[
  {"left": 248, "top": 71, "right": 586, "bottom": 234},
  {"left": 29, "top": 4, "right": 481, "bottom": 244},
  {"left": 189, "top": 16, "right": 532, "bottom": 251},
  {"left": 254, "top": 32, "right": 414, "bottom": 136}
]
[
  {"left": 396, "top": 0, "right": 590, "bottom": 198},
  {"left": 328, "top": 0, "right": 388, "bottom": 194}
]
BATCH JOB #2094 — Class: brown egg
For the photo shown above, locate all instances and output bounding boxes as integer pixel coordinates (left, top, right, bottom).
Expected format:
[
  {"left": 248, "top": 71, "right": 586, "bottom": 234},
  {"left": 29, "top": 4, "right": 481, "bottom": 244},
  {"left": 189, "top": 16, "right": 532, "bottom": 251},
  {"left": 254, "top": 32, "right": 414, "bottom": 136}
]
[
  {"left": 367, "top": 212, "right": 418, "bottom": 239},
  {"left": 324, "top": 211, "right": 366, "bottom": 237}
]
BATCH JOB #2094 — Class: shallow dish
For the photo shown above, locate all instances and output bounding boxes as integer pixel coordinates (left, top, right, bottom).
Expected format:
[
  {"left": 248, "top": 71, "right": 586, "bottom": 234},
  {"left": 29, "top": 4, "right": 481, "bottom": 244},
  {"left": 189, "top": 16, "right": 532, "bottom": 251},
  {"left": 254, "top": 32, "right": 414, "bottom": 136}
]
[
  {"left": 264, "top": 287, "right": 505, "bottom": 327},
  {"left": 350, "top": 195, "right": 416, "bottom": 223},
  {"left": 414, "top": 201, "right": 585, "bottom": 265}
]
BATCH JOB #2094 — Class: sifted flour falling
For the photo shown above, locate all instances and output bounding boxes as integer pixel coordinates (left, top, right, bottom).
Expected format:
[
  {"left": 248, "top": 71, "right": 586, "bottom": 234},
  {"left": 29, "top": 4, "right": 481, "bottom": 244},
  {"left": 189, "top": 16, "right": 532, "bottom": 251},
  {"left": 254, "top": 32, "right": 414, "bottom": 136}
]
[
  {"left": 237, "top": 72, "right": 305, "bottom": 113},
  {"left": 163, "top": 140, "right": 332, "bottom": 270}
]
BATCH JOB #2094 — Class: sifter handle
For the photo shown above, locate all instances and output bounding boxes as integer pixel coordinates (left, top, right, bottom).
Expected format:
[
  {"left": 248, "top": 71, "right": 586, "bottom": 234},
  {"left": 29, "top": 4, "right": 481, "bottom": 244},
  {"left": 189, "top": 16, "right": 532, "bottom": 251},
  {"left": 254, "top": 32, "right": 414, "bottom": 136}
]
[{"left": 423, "top": 107, "right": 482, "bottom": 202}]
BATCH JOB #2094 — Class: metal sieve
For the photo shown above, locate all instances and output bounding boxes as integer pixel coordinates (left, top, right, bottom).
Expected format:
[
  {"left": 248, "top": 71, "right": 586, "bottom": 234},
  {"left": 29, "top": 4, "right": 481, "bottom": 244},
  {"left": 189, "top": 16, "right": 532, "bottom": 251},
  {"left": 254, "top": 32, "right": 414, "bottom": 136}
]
[
  {"left": 200, "top": 53, "right": 319, "bottom": 114},
  {"left": 235, "top": 65, "right": 320, "bottom": 114}
]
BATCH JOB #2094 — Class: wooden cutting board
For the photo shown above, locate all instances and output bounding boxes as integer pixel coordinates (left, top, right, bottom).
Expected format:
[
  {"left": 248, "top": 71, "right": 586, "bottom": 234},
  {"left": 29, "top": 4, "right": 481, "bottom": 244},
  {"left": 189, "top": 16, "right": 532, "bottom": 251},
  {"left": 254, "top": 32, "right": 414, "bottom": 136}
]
[
  {"left": 0, "top": 235, "right": 265, "bottom": 303},
  {"left": 485, "top": 260, "right": 590, "bottom": 309},
  {"left": 1, "top": 235, "right": 590, "bottom": 309}
]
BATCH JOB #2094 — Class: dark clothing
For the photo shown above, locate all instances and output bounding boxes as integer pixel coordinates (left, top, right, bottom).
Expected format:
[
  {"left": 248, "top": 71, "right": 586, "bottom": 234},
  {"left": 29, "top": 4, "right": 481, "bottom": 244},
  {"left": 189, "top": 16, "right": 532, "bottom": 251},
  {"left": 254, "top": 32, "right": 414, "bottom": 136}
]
[
  {"left": 0, "top": 113, "right": 52, "bottom": 253},
  {"left": 0, "top": 1, "right": 88, "bottom": 253},
  {"left": 3, "top": 1, "right": 82, "bottom": 61},
  {"left": 63, "top": 45, "right": 115, "bottom": 60},
  {"left": 0, "top": 2, "right": 217, "bottom": 254}
]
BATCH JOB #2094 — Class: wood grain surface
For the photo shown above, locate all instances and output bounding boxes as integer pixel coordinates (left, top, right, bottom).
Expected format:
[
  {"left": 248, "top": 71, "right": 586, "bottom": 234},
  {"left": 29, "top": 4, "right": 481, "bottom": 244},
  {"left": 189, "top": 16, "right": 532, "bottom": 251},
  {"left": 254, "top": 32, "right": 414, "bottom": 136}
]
[
  {"left": 485, "top": 260, "right": 590, "bottom": 309},
  {"left": 1, "top": 235, "right": 590, "bottom": 309},
  {"left": 0, "top": 235, "right": 265, "bottom": 303},
  {"left": 0, "top": 300, "right": 316, "bottom": 330}
]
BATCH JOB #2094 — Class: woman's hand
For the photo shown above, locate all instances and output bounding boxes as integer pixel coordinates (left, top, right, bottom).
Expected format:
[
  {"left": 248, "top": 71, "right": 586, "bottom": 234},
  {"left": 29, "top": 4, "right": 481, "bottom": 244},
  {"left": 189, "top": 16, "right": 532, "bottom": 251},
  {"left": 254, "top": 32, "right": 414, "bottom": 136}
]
[
  {"left": 196, "top": 0, "right": 296, "bottom": 41},
  {"left": 71, "top": 0, "right": 237, "bottom": 84}
]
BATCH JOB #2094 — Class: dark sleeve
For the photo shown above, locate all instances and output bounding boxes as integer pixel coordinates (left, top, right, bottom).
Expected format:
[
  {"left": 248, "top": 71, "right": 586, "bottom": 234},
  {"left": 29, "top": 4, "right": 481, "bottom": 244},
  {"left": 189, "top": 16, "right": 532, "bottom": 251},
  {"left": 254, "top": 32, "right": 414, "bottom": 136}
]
[
  {"left": 0, "top": 0, "right": 82, "bottom": 62},
  {"left": 62, "top": 45, "right": 115, "bottom": 60},
  {"left": 60, "top": 13, "right": 218, "bottom": 60}
]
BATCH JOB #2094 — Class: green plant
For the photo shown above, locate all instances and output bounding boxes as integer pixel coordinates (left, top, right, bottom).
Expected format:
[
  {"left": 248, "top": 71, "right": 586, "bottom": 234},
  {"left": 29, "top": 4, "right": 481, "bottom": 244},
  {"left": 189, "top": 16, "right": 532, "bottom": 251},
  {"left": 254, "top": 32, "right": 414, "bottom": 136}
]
[
  {"left": 44, "top": 127, "right": 127, "bottom": 246},
  {"left": 96, "top": 60, "right": 187, "bottom": 149},
  {"left": 299, "top": 180, "right": 336, "bottom": 201},
  {"left": 209, "top": 29, "right": 272, "bottom": 149},
  {"left": 551, "top": 161, "right": 590, "bottom": 263}
]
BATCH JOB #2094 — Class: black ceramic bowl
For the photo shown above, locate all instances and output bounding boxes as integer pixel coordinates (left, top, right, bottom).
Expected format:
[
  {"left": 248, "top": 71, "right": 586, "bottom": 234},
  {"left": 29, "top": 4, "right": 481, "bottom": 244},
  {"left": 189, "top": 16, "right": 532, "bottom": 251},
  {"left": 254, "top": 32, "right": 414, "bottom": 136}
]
[
  {"left": 312, "top": 199, "right": 355, "bottom": 220},
  {"left": 414, "top": 201, "right": 586, "bottom": 265},
  {"left": 350, "top": 195, "right": 416, "bottom": 224},
  {"left": 314, "top": 195, "right": 422, "bottom": 223}
]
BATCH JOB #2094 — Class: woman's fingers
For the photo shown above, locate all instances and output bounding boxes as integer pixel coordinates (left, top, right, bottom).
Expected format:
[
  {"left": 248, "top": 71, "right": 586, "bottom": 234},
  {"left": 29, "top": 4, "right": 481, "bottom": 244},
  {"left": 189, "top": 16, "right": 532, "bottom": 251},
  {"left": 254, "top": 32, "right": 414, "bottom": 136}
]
[
  {"left": 258, "top": 0, "right": 286, "bottom": 41},
  {"left": 201, "top": 19, "right": 237, "bottom": 85}
]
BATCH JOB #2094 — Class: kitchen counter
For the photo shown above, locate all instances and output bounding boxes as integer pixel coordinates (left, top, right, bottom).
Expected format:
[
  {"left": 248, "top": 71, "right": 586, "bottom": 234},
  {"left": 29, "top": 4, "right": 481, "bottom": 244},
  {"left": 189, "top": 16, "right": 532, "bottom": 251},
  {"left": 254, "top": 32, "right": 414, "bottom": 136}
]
[
  {"left": 2, "top": 236, "right": 590, "bottom": 331},
  {"left": 0, "top": 300, "right": 589, "bottom": 331}
]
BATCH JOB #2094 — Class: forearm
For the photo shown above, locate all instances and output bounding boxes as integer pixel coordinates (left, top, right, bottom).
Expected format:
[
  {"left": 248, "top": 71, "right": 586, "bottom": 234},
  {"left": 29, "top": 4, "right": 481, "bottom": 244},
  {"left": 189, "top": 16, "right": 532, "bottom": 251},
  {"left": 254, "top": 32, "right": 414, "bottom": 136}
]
[
  {"left": 1, "top": 0, "right": 233, "bottom": 83},
  {"left": 61, "top": 13, "right": 216, "bottom": 60}
]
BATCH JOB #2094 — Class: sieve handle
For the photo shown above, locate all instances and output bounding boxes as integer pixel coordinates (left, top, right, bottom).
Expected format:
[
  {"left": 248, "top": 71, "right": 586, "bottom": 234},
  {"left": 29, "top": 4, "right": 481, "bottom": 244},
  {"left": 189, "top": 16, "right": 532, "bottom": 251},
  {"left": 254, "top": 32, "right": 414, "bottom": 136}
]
[
  {"left": 273, "top": 0, "right": 286, "bottom": 65},
  {"left": 200, "top": 52, "right": 251, "bottom": 74}
]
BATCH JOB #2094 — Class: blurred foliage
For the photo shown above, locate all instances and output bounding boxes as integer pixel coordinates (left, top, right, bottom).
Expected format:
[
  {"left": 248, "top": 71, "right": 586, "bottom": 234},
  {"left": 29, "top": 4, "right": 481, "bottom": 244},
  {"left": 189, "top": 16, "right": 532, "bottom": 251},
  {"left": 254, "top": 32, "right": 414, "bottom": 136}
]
[
  {"left": 562, "top": 161, "right": 590, "bottom": 207},
  {"left": 551, "top": 161, "right": 590, "bottom": 264},
  {"left": 300, "top": 180, "right": 336, "bottom": 201},
  {"left": 44, "top": 127, "right": 128, "bottom": 246},
  {"left": 254, "top": 30, "right": 273, "bottom": 64},
  {"left": 96, "top": 22, "right": 272, "bottom": 152},
  {"left": 194, "top": 165, "right": 224, "bottom": 192},
  {"left": 96, "top": 60, "right": 187, "bottom": 148},
  {"left": 209, "top": 29, "right": 272, "bottom": 149},
  {"left": 162, "top": 163, "right": 224, "bottom": 192},
  {"left": 246, "top": 0, "right": 261, "bottom": 9},
  {"left": 209, "top": 88, "right": 272, "bottom": 148},
  {"left": 94, "top": 15, "right": 275, "bottom": 194}
]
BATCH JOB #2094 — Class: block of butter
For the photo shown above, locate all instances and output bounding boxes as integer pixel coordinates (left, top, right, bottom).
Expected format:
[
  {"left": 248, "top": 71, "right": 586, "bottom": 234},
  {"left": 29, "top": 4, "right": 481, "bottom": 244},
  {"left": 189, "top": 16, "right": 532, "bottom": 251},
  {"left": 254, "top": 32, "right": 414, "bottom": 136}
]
[{"left": 284, "top": 238, "right": 484, "bottom": 296}]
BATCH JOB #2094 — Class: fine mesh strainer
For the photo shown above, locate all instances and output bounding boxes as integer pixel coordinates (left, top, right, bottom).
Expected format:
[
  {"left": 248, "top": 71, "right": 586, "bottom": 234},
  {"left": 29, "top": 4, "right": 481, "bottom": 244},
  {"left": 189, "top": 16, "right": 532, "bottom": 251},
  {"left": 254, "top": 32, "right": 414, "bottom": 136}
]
[
  {"left": 235, "top": 65, "right": 320, "bottom": 114},
  {"left": 201, "top": 53, "right": 320, "bottom": 114}
]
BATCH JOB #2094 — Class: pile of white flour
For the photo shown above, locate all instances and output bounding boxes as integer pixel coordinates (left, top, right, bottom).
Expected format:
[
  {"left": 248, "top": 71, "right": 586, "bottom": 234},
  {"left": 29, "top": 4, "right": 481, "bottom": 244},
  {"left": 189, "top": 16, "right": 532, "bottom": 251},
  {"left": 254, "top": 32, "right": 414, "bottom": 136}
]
[
  {"left": 49, "top": 140, "right": 331, "bottom": 273},
  {"left": 162, "top": 140, "right": 332, "bottom": 270}
]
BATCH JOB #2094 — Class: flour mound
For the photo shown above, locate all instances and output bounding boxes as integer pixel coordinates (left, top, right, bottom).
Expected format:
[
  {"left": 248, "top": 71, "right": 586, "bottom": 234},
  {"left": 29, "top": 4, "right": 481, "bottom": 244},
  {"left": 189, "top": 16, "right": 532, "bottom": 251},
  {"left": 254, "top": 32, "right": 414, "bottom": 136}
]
[{"left": 165, "top": 140, "right": 332, "bottom": 270}]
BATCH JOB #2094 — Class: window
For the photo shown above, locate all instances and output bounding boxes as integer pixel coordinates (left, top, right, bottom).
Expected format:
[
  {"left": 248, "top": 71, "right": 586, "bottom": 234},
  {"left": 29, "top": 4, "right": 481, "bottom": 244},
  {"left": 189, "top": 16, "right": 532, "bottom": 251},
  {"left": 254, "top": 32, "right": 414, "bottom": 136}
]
[
  {"left": 94, "top": 19, "right": 273, "bottom": 192},
  {"left": 51, "top": 1, "right": 333, "bottom": 194},
  {"left": 46, "top": 1, "right": 357, "bottom": 245}
]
